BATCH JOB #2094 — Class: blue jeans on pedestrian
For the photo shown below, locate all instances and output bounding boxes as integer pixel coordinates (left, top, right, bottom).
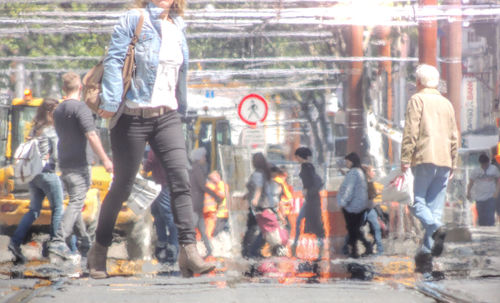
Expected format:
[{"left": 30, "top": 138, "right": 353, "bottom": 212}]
[
  {"left": 151, "top": 186, "right": 179, "bottom": 260},
  {"left": 11, "top": 172, "right": 64, "bottom": 246},
  {"left": 476, "top": 198, "right": 496, "bottom": 226},
  {"left": 411, "top": 163, "right": 450, "bottom": 254},
  {"left": 365, "top": 208, "right": 383, "bottom": 254}
]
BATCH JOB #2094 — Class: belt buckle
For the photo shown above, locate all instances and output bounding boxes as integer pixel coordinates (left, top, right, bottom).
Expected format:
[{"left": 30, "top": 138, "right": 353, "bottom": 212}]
[{"left": 143, "top": 107, "right": 156, "bottom": 118}]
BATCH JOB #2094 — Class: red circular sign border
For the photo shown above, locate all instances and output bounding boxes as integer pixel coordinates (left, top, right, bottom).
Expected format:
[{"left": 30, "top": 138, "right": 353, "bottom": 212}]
[{"left": 237, "top": 94, "right": 268, "bottom": 126}]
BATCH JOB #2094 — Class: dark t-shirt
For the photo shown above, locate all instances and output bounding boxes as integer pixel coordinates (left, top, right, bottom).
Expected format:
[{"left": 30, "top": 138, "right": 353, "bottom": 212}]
[{"left": 53, "top": 99, "right": 95, "bottom": 169}]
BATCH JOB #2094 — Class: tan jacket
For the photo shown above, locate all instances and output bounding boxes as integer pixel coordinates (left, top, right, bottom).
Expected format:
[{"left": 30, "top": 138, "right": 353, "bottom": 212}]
[{"left": 401, "top": 88, "right": 458, "bottom": 169}]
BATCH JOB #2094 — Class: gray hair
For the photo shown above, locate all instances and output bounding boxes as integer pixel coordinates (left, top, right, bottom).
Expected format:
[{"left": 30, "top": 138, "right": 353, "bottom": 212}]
[
  {"left": 416, "top": 64, "right": 440, "bottom": 88},
  {"left": 190, "top": 147, "right": 207, "bottom": 162}
]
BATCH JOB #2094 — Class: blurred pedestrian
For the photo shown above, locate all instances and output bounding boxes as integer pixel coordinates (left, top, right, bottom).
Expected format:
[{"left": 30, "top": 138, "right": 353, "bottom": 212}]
[
  {"left": 91, "top": 0, "right": 214, "bottom": 279},
  {"left": 242, "top": 153, "right": 272, "bottom": 259},
  {"left": 490, "top": 146, "right": 500, "bottom": 224},
  {"left": 189, "top": 147, "right": 213, "bottom": 257},
  {"left": 401, "top": 64, "right": 458, "bottom": 275},
  {"left": 291, "top": 147, "right": 325, "bottom": 260},
  {"left": 263, "top": 166, "right": 289, "bottom": 256},
  {"left": 467, "top": 153, "right": 500, "bottom": 226},
  {"left": 49, "top": 72, "right": 112, "bottom": 263},
  {"left": 337, "top": 152, "right": 370, "bottom": 258},
  {"left": 274, "top": 166, "right": 293, "bottom": 232},
  {"left": 208, "top": 171, "right": 230, "bottom": 238},
  {"left": 9, "top": 98, "right": 63, "bottom": 264},
  {"left": 362, "top": 164, "right": 384, "bottom": 255},
  {"left": 143, "top": 149, "right": 178, "bottom": 265},
  {"left": 203, "top": 171, "right": 224, "bottom": 238}
]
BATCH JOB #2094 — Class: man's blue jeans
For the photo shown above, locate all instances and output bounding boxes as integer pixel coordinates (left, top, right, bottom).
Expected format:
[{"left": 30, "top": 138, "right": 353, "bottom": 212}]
[
  {"left": 150, "top": 186, "right": 179, "bottom": 260},
  {"left": 11, "top": 172, "right": 64, "bottom": 246},
  {"left": 411, "top": 163, "right": 450, "bottom": 254}
]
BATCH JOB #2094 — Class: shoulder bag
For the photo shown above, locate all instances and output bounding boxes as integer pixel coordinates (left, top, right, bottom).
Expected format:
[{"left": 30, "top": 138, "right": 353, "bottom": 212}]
[{"left": 82, "top": 10, "right": 145, "bottom": 128}]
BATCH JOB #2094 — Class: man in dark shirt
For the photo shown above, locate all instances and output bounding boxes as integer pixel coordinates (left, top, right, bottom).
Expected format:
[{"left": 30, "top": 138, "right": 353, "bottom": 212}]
[{"left": 49, "top": 72, "right": 113, "bottom": 262}]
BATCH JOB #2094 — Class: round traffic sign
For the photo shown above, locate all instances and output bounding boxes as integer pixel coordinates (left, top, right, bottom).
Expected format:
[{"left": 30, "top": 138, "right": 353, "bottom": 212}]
[{"left": 237, "top": 94, "right": 268, "bottom": 126}]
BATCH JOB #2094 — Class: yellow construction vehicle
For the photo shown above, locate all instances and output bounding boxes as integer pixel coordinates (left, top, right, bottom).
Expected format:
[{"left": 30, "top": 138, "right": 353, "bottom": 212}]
[{"left": 185, "top": 113, "right": 231, "bottom": 172}]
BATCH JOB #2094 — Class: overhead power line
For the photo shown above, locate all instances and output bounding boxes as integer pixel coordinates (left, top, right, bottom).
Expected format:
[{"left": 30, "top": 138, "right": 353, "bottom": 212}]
[
  {"left": 1, "top": 5, "right": 500, "bottom": 31},
  {"left": 0, "top": 55, "right": 419, "bottom": 64}
]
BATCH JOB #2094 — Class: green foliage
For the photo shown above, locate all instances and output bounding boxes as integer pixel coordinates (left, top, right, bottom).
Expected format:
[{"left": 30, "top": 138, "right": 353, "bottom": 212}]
[{"left": 0, "top": 2, "right": 114, "bottom": 96}]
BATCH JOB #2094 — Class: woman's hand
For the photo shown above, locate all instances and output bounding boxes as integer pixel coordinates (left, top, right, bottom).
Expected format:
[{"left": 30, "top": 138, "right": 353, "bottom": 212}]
[{"left": 98, "top": 109, "right": 115, "bottom": 119}]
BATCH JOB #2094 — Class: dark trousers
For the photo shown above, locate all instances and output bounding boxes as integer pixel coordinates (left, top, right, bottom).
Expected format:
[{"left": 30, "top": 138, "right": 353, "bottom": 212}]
[
  {"left": 242, "top": 209, "right": 263, "bottom": 258},
  {"left": 213, "top": 217, "right": 229, "bottom": 237},
  {"left": 342, "top": 208, "right": 366, "bottom": 256},
  {"left": 95, "top": 111, "right": 196, "bottom": 246}
]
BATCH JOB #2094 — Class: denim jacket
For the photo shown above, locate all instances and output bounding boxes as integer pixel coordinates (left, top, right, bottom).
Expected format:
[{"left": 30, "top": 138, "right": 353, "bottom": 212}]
[
  {"left": 100, "top": 3, "right": 189, "bottom": 115},
  {"left": 337, "top": 167, "right": 369, "bottom": 214}
]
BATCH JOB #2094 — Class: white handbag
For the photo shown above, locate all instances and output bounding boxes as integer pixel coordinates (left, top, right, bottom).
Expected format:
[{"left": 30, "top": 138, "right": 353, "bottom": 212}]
[{"left": 381, "top": 168, "right": 414, "bottom": 205}]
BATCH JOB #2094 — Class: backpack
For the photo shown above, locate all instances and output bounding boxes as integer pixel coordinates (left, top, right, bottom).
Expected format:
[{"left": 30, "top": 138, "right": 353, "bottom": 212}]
[{"left": 13, "top": 139, "right": 43, "bottom": 184}]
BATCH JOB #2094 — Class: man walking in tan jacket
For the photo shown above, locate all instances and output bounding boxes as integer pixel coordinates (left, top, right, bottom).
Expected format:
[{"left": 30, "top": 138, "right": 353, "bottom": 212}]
[{"left": 401, "top": 64, "right": 458, "bottom": 276}]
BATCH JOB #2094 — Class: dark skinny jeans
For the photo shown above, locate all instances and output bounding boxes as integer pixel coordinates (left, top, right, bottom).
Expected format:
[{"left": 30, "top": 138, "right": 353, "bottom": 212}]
[
  {"left": 342, "top": 208, "right": 366, "bottom": 256},
  {"left": 95, "top": 111, "right": 196, "bottom": 246}
]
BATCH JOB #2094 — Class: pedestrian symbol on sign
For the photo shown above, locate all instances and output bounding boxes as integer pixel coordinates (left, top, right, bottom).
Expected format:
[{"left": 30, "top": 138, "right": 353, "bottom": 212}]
[{"left": 238, "top": 94, "right": 268, "bottom": 126}]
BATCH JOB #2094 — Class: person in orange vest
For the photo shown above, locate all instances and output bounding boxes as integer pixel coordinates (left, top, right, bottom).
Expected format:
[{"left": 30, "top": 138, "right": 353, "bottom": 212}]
[
  {"left": 274, "top": 166, "right": 293, "bottom": 232},
  {"left": 204, "top": 171, "right": 225, "bottom": 238},
  {"left": 209, "top": 171, "right": 230, "bottom": 237}
]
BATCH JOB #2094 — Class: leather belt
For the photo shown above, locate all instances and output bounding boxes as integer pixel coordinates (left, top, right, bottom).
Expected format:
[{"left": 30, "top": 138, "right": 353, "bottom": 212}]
[{"left": 123, "top": 106, "right": 170, "bottom": 118}]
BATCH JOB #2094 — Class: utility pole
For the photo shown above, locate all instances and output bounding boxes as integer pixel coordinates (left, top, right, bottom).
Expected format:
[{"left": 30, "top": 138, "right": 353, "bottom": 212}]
[
  {"left": 346, "top": 25, "right": 364, "bottom": 154},
  {"left": 376, "top": 26, "right": 393, "bottom": 162},
  {"left": 445, "top": 0, "right": 462, "bottom": 135},
  {"left": 418, "top": 0, "right": 438, "bottom": 67},
  {"left": 440, "top": 21, "right": 449, "bottom": 85}
]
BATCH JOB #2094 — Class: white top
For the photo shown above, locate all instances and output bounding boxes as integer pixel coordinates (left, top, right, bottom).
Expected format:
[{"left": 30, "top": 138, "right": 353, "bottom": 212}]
[
  {"left": 126, "top": 20, "right": 183, "bottom": 109},
  {"left": 470, "top": 164, "right": 500, "bottom": 201}
]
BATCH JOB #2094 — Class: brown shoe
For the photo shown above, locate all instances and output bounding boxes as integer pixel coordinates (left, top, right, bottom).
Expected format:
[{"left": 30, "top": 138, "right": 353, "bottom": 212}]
[
  {"left": 87, "top": 242, "right": 108, "bottom": 279},
  {"left": 178, "top": 243, "right": 215, "bottom": 278}
]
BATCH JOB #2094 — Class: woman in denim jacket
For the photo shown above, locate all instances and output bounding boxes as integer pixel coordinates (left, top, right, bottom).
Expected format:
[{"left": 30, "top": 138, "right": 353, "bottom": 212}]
[
  {"left": 337, "top": 152, "right": 370, "bottom": 258},
  {"left": 89, "top": 0, "right": 214, "bottom": 278}
]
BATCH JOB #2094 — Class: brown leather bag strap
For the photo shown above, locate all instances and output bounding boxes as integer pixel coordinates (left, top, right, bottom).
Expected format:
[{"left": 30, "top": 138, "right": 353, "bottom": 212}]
[{"left": 131, "top": 10, "right": 145, "bottom": 45}]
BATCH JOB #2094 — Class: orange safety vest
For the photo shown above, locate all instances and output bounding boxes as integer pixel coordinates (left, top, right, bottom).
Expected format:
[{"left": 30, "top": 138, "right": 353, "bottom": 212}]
[
  {"left": 204, "top": 182, "right": 219, "bottom": 214},
  {"left": 216, "top": 181, "right": 229, "bottom": 219},
  {"left": 274, "top": 175, "right": 293, "bottom": 215},
  {"left": 204, "top": 180, "right": 227, "bottom": 215}
]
